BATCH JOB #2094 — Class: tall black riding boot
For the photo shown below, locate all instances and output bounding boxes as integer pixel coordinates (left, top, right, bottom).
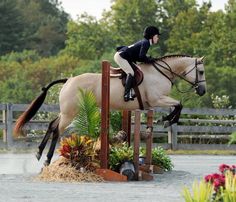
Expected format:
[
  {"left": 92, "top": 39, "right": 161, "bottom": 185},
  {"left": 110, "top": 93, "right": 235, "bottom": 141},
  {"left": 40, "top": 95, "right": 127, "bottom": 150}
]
[{"left": 124, "top": 73, "right": 134, "bottom": 102}]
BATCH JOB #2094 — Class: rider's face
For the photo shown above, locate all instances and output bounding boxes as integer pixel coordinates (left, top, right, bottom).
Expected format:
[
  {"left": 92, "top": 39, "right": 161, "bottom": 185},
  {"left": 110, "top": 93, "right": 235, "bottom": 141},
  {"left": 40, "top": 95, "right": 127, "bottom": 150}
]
[{"left": 152, "top": 34, "right": 159, "bottom": 44}]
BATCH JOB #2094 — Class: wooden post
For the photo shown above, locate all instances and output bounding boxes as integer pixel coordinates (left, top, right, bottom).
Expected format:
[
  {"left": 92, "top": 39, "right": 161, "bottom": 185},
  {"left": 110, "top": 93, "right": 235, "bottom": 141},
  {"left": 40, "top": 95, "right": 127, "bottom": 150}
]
[
  {"left": 168, "top": 124, "right": 178, "bottom": 150},
  {"left": 145, "top": 110, "right": 154, "bottom": 165},
  {"left": 6, "top": 103, "right": 13, "bottom": 148},
  {"left": 133, "top": 110, "right": 141, "bottom": 179},
  {"left": 2, "top": 104, "right": 7, "bottom": 143},
  {"left": 122, "top": 110, "right": 131, "bottom": 146},
  {"left": 100, "top": 61, "right": 110, "bottom": 169}
]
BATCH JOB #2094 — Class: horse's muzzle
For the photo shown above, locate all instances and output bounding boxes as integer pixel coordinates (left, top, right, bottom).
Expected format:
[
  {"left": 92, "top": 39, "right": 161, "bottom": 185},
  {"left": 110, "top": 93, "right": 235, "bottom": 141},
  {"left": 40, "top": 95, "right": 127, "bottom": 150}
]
[{"left": 196, "top": 85, "right": 206, "bottom": 96}]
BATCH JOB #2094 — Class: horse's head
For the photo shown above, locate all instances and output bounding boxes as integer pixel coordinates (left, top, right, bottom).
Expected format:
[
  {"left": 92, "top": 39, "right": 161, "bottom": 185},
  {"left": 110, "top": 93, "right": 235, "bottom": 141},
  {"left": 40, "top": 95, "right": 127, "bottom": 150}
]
[{"left": 184, "top": 56, "right": 207, "bottom": 96}]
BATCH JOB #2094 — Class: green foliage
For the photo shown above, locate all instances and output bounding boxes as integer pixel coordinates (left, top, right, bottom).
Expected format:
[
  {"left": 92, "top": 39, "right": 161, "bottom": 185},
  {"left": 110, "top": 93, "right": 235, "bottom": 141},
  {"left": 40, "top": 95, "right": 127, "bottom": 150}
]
[
  {"left": 151, "top": 147, "right": 174, "bottom": 171},
  {"left": 140, "top": 146, "right": 174, "bottom": 171},
  {"left": 109, "top": 145, "right": 174, "bottom": 172},
  {"left": 64, "top": 16, "right": 113, "bottom": 60},
  {"left": 0, "top": 0, "right": 69, "bottom": 56},
  {"left": 182, "top": 180, "right": 214, "bottom": 202},
  {"left": 109, "top": 143, "right": 134, "bottom": 171},
  {"left": 222, "top": 171, "right": 236, "bottom": 202},
  {"left": 70, "top": 89, "right": 100, "bottom": 139},
  {"left": 182, "top": 171, "right": 236, "bottom": 202},
  {"left": 0, "top": 50, "right": 41, "bottom": 62},
  {"left": 228, "top": 132, "right": 236, "bottom": 145},
  {"left": 0, "top": 53, "right": 79, "bottom": 103},
  {"left": 110, "top": 111, "right": 122, "bottom": 135},
  {"left": 16, "top": 0, "right": 69, "bottom": 56},
  {"left": 105, "top": 0, "right": 159, "bottom": 45},
  {"left": 0, "top": 0, "right": 25, "bottom": 55}
]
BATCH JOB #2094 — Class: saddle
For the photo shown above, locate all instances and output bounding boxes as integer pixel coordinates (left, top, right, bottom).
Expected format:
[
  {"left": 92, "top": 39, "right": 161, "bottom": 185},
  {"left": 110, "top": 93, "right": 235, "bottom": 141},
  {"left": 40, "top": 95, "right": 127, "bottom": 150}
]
[
  {"left": 110, "top": 66, "right": 143, "bottom": 86},
  {"left": 110, "top": 65, "right": 144, "bottom": 109}
]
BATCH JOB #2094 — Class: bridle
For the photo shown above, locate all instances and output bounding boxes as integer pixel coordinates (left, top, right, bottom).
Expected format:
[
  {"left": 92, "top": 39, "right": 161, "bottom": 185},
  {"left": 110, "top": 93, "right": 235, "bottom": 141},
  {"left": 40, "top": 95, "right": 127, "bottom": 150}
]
[{"left": 152, "top": 58, "right": 206, "bottom": 93}]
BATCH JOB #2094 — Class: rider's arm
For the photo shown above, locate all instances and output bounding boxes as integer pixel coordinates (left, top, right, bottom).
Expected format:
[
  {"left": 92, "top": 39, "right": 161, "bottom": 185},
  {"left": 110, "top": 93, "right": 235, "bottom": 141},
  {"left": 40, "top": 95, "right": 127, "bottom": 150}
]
[{"left": 138, "top": 40, "right": 152, "bottom": 63}]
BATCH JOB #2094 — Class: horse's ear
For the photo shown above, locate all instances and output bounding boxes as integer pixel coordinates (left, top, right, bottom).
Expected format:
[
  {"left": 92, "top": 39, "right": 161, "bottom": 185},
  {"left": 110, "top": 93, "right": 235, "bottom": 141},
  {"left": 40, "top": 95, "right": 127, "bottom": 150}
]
[{"left": 199, "top": 56, "right": 205, "bottom": 62}]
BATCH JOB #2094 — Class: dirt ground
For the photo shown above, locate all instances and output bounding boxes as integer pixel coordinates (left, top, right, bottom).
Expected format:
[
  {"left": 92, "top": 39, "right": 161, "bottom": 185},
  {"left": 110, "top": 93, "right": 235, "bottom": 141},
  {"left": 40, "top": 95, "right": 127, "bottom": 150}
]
[{"left": 0, "top": 153, "right": 235, "bottom": 202}]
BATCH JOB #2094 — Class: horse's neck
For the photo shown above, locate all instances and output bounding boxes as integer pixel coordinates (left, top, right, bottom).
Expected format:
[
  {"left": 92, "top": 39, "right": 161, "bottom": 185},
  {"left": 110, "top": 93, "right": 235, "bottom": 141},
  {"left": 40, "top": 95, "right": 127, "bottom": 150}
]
[{"left": 159, "top": 57, "right": 194, "bottom": 75}]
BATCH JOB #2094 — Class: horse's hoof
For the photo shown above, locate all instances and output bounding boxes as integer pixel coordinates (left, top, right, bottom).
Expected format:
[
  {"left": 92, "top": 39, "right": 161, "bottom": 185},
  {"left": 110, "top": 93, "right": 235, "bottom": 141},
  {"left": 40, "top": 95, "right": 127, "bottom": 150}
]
[
  {"left": 35, "top": 152, "right": 42, "bottom": 161},
  {"left": 44, "top": 160, "right": 50, "bottom": 167},
  {"left": 163, "top": 120, "right": 170, "bottom": 128},
  {"left": 156, "top": 118, "right": 163, "bottom": 124}
]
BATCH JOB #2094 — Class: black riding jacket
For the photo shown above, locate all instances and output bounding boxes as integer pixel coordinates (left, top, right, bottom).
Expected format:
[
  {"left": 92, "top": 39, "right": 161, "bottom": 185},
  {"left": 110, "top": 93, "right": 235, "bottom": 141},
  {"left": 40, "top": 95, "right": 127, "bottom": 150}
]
[{"left": 117, "top": 38, "right": 152, "bottom": 63}]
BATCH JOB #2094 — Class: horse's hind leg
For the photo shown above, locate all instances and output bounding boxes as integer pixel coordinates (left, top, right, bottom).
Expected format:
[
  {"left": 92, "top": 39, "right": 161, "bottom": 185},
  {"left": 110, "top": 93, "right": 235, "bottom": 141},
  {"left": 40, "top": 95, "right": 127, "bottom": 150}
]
[
  {"left": 44, "top": 127, "right": 59, "bottom": 166},
  {"left": 44, "top": 113, "right": 74, "bottom": 166},
  {"left": 36, "top": 117, "right": 60, "bottom": 161}
]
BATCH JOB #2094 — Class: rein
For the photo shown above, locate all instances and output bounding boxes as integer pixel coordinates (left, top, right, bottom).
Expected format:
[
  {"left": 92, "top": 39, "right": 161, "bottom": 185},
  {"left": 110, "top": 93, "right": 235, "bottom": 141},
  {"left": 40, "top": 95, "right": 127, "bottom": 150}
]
[{"left": 152, "top": 58, "right": 205, "bottom": 93}]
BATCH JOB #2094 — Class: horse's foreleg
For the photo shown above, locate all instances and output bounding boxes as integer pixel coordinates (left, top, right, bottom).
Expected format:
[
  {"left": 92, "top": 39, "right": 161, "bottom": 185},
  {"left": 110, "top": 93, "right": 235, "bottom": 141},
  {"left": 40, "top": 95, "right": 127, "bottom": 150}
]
[
  {"left": 161, "top": 105, "right": 180, "bottom": 122},
  {"left": 36, "top": 117, "right": 60, "bottom": 161},
  {"left": 163, "top": 103, "right": 182, "bottom": 128},
  {"left": 151, "top": 96, "right": 182, "bottom": 127}
]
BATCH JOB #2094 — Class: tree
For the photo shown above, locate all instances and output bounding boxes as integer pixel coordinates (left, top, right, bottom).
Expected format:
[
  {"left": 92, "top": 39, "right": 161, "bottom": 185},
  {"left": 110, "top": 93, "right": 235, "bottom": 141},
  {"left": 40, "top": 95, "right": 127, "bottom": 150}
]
[
  {"left": 63, "top": 14, "right": 113, "bottom": 60},
  {"left": 0, "top": 0, "right": 25, "bottom": 55},
  {"left": 16, "top": 0, "right": 69, "bottom": 56},
  {"left": 105, "top": 0, "right": 159, "bottom": 46},
  {"left": 165, "top": 1, "right": 210, "bottom": 55},
  {"left": 155, "top": 0, "right": 198, "bottom": 54}
]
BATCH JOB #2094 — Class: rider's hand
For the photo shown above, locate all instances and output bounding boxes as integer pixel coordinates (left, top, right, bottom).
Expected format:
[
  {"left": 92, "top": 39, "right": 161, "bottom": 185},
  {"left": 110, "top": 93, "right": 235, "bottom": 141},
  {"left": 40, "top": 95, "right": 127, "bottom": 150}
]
[{"left": 146, "top": 56, "right": 156, "bottom": 64}]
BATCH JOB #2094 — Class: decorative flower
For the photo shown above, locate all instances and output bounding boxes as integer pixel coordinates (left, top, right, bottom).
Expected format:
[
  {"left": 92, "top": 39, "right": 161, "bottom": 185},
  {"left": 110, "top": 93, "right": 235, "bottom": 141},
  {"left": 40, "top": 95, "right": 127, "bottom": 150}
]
[
  {"left": 205, "top": 174, "right": 214, "bottom": 183},
  {"left": 204, "top": 164, "right": 236, "bottom": 192},
  {"left": 219, "top": 164, "right": 231, "bottom": 173}
]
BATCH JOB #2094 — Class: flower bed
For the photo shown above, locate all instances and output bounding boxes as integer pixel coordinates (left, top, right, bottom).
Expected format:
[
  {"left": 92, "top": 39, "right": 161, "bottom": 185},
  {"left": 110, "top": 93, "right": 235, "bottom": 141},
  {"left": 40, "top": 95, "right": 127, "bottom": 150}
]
[{"left": 183, "top": 164, "right": 236, "bottom": 202}]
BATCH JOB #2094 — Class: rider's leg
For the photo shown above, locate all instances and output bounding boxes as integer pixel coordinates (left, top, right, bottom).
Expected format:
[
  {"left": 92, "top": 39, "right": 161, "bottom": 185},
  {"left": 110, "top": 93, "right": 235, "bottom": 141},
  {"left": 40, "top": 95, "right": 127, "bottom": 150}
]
[
  {"left": 124, "top": 73, "right": 134, "bottom": 101},
  {"left": 114, "top": 52, "right": 134, "bottom": 101}
]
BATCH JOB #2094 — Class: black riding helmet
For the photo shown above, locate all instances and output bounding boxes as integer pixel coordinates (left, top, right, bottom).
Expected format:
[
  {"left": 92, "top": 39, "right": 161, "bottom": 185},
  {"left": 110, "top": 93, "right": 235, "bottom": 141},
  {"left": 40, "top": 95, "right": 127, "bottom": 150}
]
[{"left": 143, "top": 26, "right": 160, "bottom": 39}]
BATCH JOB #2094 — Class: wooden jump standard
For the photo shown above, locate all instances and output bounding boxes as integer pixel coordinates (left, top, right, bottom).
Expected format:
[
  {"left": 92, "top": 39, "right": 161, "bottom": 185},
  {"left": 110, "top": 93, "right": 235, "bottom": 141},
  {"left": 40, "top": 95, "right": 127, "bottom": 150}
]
[
  {"left": 100, "top": 60, "right": 110, "bottom": 169},
  {"left": 98, "top": 60, "right": 155, "bottom": 181}
]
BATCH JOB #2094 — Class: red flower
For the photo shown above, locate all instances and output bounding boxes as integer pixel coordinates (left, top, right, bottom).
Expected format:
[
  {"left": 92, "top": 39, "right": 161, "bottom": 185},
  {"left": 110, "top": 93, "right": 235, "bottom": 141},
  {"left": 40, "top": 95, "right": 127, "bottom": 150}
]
[
  {"left": 212, "top": 173, "right": 221, "bottom": 179},
  {"left": 219, "top": 164, "right": 230, "bottom": 173},
  {"left": 204, "top": 173, "right": 225, "bottom": 191},
  {"left": 205, "top": 174, "right": 214, "bottom": 183}
]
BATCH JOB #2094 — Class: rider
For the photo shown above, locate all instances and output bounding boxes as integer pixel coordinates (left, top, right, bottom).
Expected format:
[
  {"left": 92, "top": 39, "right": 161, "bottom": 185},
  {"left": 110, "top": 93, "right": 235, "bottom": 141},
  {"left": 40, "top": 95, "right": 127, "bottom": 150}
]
[{"left": 114, "top": 26, "right": 160, "bottom": 102}]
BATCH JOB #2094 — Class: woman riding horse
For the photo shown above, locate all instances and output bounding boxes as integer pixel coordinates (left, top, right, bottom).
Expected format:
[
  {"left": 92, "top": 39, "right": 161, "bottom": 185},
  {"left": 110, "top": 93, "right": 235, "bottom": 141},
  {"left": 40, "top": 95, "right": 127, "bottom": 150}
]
[
  {"left": 14, "top": 54, "right": 206, "bottom": 166},
  {"left": 114, "top": 26, "right": 160, "bottom": 102}
]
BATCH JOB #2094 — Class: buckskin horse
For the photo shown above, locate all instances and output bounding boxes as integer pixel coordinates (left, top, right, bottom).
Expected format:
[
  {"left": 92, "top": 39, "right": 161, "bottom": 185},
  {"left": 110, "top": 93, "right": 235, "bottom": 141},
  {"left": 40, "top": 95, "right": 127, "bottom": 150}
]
[{"left": 14, "top": 54, "right": 206, "bottom": 166}]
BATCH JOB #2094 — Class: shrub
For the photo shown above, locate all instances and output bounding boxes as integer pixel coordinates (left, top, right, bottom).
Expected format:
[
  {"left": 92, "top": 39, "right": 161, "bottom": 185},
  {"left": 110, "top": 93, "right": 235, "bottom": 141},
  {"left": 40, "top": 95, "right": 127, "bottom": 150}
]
[
  {"left": 58, "top": 134, "right": 99, "bottom": 171},
  {"left": 109, "top": 143, "right": 133, "bottom": 172},
  {"left": 140, "top": 146, "right": 174, "bottom": 171},
  {"left": 70, "top": 89, "right": 100, "bottom": 139}
]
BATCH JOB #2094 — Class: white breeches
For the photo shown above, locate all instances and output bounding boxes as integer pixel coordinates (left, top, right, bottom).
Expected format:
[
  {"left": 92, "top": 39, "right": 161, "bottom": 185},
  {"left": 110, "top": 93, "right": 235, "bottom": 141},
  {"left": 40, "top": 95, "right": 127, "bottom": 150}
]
[{"left": 114, "top": 52, "right": 134, "bottom": 76}]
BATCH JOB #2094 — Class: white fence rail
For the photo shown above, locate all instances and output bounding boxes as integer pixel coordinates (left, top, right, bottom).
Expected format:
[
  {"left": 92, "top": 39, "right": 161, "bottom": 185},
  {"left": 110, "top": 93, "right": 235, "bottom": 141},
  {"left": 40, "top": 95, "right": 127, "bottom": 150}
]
[{"left": 1, "top": 104, "right": 236, "bottom": 150}]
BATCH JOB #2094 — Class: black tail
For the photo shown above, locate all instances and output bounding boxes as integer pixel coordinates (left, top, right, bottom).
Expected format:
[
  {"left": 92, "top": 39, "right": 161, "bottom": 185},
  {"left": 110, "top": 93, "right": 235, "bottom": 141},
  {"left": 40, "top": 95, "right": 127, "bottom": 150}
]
[{"left": 14, "top": 78, "right": 68, "bottom": 137}]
